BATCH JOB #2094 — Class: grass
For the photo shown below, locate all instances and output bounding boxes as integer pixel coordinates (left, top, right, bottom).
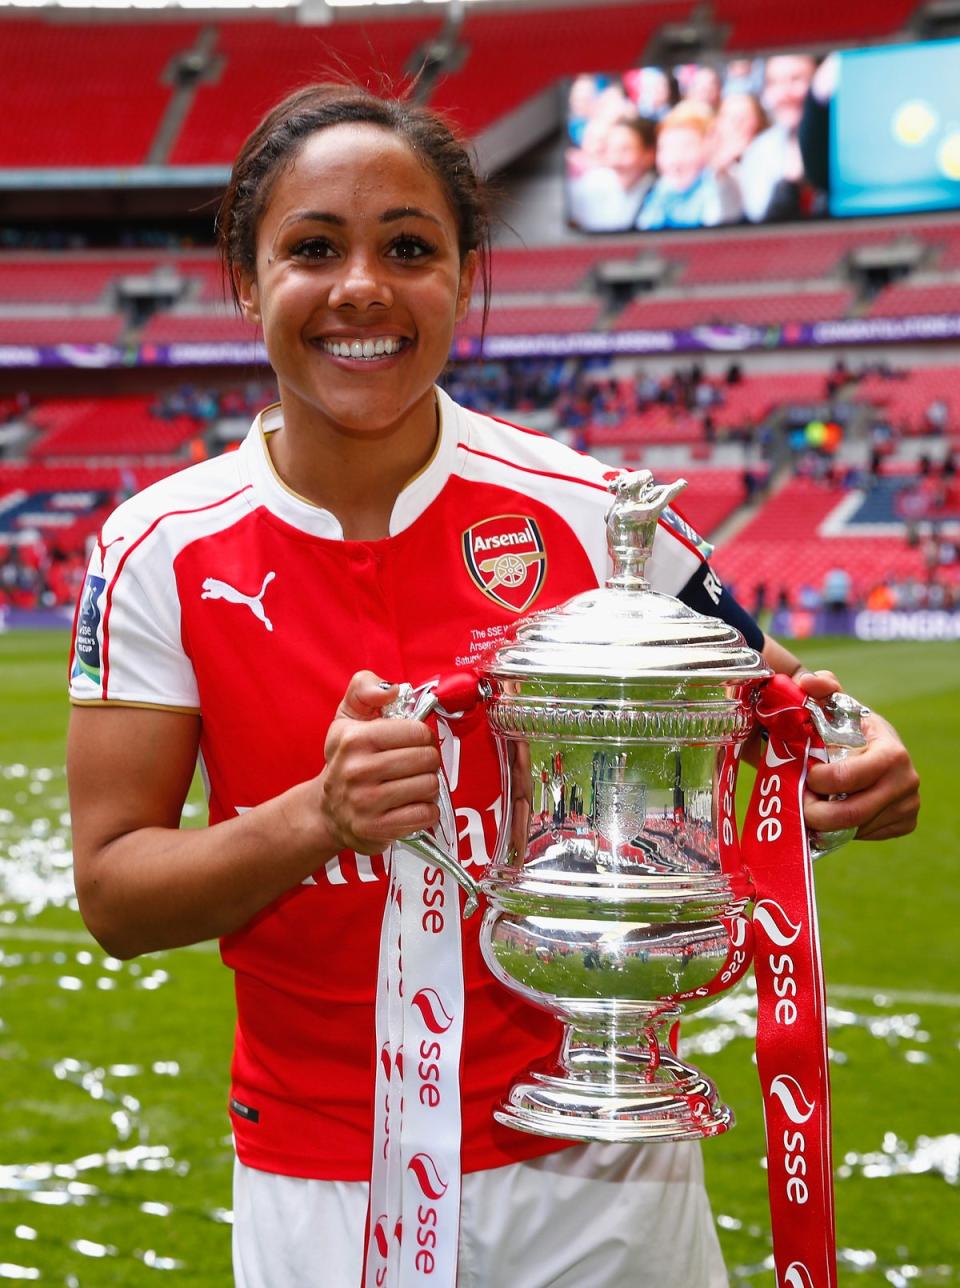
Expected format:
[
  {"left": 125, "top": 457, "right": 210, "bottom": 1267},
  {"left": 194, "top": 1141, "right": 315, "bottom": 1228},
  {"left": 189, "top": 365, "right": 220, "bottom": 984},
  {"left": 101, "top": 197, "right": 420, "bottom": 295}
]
[{"left": 0, "top": 630, "right": 957, "bottom": 1285}]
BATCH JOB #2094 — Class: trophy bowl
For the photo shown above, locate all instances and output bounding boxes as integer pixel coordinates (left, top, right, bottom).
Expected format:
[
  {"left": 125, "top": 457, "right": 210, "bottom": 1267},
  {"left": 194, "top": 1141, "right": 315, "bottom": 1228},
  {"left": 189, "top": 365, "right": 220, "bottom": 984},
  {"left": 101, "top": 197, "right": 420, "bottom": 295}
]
[{"left": 475, "top": 473, "right": 769, "bottom": 1142}]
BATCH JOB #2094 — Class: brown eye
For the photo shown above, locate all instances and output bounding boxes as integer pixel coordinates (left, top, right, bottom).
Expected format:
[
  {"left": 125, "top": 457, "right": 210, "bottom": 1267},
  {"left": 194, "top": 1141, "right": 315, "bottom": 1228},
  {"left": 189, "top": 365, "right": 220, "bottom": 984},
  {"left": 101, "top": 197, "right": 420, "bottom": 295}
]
[
  {"left": 292, "top": 238, "right": 336, "bottom": 261},
  {"left": 388, "top": 235, "right": 434, "bottom": 261}
]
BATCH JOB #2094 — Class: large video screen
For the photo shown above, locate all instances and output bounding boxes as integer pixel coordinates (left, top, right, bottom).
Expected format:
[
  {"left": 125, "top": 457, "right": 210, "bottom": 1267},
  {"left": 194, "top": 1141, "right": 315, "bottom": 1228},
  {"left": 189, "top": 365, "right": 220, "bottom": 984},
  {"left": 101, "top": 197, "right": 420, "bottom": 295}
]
[{"left": 565, "top": 39, "right": 960, "bottom": 233}]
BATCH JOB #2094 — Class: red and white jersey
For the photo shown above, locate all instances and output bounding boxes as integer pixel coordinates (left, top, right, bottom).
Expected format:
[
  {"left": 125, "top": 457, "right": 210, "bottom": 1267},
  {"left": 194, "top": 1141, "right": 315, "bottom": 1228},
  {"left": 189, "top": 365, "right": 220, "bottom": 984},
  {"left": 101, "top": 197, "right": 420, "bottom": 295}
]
[{"left": 69, "top": 388, "right": 715, "bottom": 1181}]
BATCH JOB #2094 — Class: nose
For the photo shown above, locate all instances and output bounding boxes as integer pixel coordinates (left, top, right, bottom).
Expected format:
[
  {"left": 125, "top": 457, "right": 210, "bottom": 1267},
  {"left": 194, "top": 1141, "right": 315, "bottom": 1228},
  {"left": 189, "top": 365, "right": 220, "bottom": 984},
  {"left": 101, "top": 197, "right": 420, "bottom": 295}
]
[{"left": 327, "top": 249, "right": 392, "bottom": 311}]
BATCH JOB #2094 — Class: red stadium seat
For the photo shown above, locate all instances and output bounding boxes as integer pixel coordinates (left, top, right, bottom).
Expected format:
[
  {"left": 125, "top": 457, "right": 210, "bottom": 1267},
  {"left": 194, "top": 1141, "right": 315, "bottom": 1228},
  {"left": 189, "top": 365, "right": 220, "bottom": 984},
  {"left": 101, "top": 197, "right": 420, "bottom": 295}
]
[
  {"left": 613, "top": 290, "right": 852, "bottom": 331},
  {"left": 0, "top": 21, "right": 199, "bottom": 167},
  {"left": 27, "top": 397, "right": 203, "bottom": 459}
]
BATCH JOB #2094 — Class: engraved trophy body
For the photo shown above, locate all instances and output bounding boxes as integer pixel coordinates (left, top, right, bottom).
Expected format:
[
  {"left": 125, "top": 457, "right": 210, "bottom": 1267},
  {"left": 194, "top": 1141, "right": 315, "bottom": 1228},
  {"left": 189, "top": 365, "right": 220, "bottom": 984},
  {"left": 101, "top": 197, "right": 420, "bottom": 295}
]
[{"left": 474, "top": 473, "right": 768, "bottom": 1141}]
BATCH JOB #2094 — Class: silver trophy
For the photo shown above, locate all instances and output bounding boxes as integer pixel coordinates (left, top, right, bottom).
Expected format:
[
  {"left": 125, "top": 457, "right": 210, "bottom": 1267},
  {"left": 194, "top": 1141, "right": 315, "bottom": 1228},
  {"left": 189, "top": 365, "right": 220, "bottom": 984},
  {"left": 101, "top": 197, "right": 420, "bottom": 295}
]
[{"left": 392, "top": 471, "right": 865, "bottom": 1143}]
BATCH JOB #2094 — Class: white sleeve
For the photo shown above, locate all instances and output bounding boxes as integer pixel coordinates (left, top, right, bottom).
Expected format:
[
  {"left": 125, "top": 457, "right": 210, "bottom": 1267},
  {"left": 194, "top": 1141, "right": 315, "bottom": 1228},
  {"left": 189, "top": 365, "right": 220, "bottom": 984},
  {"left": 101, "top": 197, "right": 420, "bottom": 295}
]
[{"left": 69, "top": 510, "right": 199, "bottom": 711}]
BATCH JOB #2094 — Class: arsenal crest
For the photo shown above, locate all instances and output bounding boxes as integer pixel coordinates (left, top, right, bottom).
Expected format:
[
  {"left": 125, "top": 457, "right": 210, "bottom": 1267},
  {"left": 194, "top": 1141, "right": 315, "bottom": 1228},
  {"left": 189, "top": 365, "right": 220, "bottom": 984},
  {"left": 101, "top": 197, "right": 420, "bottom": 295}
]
[{"left": 462, "top": 514, "right": 547, "bottom": 612}]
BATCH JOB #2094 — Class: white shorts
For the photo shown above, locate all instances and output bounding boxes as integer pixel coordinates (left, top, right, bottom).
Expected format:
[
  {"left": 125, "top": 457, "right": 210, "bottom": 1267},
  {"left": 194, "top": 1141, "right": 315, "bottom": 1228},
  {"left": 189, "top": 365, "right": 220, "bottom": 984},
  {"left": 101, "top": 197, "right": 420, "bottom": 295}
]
[{"left": 232, "top": 1141, "right": 729, "bottom": 1288}]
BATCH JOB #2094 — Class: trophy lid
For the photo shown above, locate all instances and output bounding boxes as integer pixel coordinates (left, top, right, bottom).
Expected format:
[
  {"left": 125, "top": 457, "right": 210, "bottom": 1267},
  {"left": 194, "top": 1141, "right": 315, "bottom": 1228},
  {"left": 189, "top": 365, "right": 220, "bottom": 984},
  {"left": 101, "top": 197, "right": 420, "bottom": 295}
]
[{"left": 480, "top": 471, "right": 769, "bottom": 684}]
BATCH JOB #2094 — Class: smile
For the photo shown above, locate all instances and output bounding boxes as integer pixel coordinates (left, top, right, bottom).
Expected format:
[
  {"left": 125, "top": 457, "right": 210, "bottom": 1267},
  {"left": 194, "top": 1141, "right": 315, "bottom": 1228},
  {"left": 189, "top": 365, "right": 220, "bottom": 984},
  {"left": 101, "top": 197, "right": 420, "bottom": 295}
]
[{"left": 320, "top": 337, "right": 406, "bottom": 360}]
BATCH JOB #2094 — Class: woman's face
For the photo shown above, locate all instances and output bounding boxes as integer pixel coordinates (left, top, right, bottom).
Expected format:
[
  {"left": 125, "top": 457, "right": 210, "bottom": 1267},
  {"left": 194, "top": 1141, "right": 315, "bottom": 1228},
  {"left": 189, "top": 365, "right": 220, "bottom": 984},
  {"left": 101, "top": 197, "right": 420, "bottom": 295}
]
[
  {"left": 236, "top": 123, "right": 476, "bottom": 443},
  {"left": 713, "top": 93, "right": 762, "bottom": 164},
  {"left": 606, "top": 124, "right": 655, "bottom": 190}
]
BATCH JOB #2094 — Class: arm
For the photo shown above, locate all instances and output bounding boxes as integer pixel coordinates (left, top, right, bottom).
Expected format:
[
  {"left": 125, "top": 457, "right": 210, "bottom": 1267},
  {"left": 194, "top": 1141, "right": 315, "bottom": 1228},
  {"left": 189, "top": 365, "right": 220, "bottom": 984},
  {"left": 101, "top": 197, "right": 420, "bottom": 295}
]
[
  {"left": 660, "top": 519, "right": 919, "bottom": 847},
  {"left": 68, "top": 673, "right": 441, "bottom": 960}
]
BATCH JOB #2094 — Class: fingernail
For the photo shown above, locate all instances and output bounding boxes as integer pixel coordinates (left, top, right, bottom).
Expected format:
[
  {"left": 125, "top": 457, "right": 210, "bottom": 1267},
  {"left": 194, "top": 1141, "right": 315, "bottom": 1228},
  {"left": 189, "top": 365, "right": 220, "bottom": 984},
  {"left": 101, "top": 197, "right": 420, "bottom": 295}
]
[{"left": 377, "top": 680, "right": 395, "bottom": 690}]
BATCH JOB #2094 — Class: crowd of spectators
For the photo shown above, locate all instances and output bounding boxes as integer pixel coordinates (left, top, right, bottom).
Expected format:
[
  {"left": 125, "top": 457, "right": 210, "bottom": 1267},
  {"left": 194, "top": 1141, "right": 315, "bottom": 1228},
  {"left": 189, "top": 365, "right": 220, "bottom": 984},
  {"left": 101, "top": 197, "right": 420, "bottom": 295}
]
[
  {"left": 2, "top": 361, "right": 958, "bottom": 618},
  {"left": 759, "top": 571, "right": 960, "bottom": 621},
  {"left": 152, "top": 379, "right": 277, "bottom": 424},
  {"left": 0, "top": 536, "right": 87, "bottom": 614},
  {"left": 0, "top": 380, "right": 279, "bottom": 615},
  {"left": 441, "top": 356, "right": 756, "bottom": 448}
]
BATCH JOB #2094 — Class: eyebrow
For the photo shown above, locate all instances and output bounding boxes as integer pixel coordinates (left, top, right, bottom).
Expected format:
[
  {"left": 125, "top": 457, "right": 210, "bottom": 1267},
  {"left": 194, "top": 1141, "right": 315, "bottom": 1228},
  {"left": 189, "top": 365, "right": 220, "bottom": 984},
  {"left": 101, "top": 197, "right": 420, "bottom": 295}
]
[
  {"left": 279, "top": 206, "right": 443, "bottom": 231},
  {"left": 380, "top": 206, "right": 443, "bottom": 227}
]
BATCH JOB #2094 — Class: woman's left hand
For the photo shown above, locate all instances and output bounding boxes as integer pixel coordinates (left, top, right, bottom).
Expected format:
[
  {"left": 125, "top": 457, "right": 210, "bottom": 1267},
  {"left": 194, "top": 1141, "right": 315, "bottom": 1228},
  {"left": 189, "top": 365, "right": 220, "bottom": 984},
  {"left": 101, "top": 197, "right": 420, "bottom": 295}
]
[{"left": 793, "top": 669, "right": 921, "bottom": 842}]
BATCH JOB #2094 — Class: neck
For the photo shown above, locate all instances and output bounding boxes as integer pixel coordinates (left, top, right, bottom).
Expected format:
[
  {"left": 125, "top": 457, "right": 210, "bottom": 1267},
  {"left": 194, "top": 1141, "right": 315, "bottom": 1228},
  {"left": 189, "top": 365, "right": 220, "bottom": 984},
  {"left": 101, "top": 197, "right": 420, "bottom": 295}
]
[{"left": 267, "top": 393, "right": 440, "bottom": 541}]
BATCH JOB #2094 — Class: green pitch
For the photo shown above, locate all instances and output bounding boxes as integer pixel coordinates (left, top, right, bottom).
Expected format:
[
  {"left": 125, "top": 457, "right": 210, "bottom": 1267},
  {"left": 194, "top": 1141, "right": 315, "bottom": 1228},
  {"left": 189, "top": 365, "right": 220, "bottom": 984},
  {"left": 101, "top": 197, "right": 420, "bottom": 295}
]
[{"left": 0, "top": 631, "right": 957, "bottom": 1285}]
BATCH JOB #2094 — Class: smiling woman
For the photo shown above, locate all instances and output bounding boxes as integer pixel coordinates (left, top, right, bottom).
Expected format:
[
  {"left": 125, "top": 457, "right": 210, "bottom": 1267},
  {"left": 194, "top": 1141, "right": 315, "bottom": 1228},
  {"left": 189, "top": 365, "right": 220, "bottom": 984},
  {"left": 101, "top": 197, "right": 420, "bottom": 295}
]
[
  {"left": 215, "top": 84, "right": 489, "bottom": 540},
  {"left": 64, "top": 81, "right": 919, "bottom": 1288},
  {"left": 230, "top": 122, "right": 476, "bottom": 536}
]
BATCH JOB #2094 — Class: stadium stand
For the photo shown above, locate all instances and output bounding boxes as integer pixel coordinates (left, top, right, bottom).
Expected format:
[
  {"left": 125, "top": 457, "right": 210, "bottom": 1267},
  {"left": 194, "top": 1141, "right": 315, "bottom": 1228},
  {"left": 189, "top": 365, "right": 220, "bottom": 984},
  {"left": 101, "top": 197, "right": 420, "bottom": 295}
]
[
  {"left": 0, "top": 257, "right": 162, "bottom": 303},
  {"left": 456, "top": 302, "right": 602, "bottom": 338},
  {"left": 867, "top": 281, "right": 960, "bottom": 318},
  {"left": 3, "top": 214, "right": 960, "bottom": 349},
  {"left": 0, "top": 317, "right": 126, "bottom": 345},
  {"left": 850, "top": 366, "right": 959, "bottom": 437},
  {"left": 612, "top": 288, "right": 853, "bottom": 330},
  {"left": 2, "top": 1, "right": 959, "bottom": 625},
  {"left": 712, "top": 469, "right": 960, "bottom": 609},
  {"left": 169, "top": 17, "right": 439, "bottom": 165},
  {"left": 672, "top": 468, "right": 752, "bottom": 537},
  {"left": 664, "top": 223, "right": 960, "bottom": 285},
  {"left": 429, "top": 2, "right": 686, "bottom": 135},
  {"left": 707, "top": 372, "right": 832, "bottom": 431},
  {"left": 1, "top": 0, "right": 936, "bottom": 170},
  {"left": 25, "top": 397, "right": 204, "bottom": 460},
  {"left": 138, "top": 312, "right": 258, "bottom": 345},
  {"left": 0, "top": 21, "right": 200, "bottom": 168},
  {"left": 710, "top": 0, "right": 917, "bottom": 49}
]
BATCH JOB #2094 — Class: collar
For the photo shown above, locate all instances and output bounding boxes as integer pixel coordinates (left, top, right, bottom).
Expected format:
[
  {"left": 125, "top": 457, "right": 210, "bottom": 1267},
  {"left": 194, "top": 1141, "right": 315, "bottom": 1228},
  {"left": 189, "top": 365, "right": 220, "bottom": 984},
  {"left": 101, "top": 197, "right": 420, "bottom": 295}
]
[{"left": 239, "top": 388, "right": 465, "bottom": 541}]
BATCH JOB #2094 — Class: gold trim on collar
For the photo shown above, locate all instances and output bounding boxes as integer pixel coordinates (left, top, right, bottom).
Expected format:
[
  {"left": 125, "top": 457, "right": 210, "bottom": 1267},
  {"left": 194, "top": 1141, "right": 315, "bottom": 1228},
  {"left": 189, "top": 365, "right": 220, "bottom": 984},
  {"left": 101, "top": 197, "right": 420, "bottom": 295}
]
[
  {"left": 257, "top": 403, "right": 321, "bottom": 510},
  {"left": 257, "top": 391, "right": 443, "bottom": 507}
]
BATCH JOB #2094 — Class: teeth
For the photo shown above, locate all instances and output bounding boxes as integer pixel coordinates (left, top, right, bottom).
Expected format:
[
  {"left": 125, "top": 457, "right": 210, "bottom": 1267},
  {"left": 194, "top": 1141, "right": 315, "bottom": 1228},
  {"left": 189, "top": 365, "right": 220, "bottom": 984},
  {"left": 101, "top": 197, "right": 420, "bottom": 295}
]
[{"left": 323, "top": 336, "right": 402, "bottom": 360}]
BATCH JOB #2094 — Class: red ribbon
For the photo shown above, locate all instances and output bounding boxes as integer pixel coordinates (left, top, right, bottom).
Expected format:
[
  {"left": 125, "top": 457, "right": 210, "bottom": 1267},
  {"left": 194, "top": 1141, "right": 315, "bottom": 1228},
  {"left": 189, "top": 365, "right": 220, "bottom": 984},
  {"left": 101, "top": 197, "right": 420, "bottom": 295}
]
[
  {"left": 388, "top": 668, "right": 838, "bottom": 1286},
  {"left": 745, "top": 675, "right": 837, "bottom": 1288}
]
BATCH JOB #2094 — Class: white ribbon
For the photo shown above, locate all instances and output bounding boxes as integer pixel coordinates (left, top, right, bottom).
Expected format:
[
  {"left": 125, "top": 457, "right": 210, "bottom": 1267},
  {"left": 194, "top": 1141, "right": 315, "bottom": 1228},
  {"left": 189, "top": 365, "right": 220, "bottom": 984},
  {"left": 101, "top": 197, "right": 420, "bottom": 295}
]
[{"left": 365, "top": 719, "right": 465, "bottom": 1287}]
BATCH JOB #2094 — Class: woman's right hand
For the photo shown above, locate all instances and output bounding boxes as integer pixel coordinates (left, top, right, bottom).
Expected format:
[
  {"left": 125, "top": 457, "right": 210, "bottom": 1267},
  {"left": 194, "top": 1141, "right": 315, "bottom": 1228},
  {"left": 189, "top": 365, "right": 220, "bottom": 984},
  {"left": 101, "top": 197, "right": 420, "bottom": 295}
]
[
  {"left": 320, "top": 672, "right": 443, "bottom": 855},
  {"left": 68, "top": 671, "right": 444, "bottom": 958}
]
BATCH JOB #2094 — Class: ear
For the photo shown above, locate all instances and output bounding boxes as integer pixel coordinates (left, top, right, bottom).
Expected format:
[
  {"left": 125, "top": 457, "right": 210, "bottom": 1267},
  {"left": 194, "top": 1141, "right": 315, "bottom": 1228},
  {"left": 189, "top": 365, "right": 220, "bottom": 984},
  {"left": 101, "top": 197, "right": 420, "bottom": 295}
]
[
  {"left": 234, "top": 264, "right": 261, "bottom": 325},
  {"left": 455, "top": 250, "right": 479, "bottom": 323}
]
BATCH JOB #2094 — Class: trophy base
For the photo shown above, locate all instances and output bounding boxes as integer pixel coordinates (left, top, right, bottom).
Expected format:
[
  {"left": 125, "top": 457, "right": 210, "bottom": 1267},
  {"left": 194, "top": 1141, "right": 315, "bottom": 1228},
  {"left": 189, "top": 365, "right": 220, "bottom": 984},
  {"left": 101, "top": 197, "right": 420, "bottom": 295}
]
[{"left": 494, "top": 1042, "right": 733, "bottom": 1143}]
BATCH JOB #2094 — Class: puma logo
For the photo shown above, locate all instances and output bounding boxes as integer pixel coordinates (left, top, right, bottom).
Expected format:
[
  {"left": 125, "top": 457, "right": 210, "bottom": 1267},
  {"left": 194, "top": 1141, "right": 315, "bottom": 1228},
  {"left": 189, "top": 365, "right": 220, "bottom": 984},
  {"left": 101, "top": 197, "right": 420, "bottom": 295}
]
[{"left": 201, "top": 571, "right": 276, "bottom": 631}]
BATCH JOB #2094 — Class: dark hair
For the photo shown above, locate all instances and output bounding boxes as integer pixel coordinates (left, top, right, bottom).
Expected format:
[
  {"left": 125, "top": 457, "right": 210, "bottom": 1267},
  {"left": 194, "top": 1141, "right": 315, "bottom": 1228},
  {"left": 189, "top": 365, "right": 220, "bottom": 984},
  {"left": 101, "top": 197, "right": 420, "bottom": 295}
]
[
  {"left": 216, "top": 81, "right": 492, "bottom": 327},
  {"left": 614, "top": 115, "right": 658, "bottom": 151}
]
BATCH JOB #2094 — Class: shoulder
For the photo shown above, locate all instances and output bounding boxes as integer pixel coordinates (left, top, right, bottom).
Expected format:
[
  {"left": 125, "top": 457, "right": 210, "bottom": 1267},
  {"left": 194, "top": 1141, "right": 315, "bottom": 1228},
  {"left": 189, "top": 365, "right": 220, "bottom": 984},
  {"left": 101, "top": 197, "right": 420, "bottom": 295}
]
[
  {"left": 99, "top": 451, "right": 252, "bottom": 555},
  {"left": 448, "top": 397, "right": 615, "bottom": 503}
]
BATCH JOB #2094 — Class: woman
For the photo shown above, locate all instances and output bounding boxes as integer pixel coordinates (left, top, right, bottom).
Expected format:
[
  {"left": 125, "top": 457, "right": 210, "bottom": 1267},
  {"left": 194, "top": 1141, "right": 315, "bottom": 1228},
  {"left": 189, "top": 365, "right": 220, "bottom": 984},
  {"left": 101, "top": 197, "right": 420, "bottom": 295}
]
[
  {"left": 568, "top": 115, "right": 657, "bottom": 233},
  {"left": 709, "top": 91, "right": 768, "bottom": 182},
  {"left": 67, "top": 83, "right": 919, "bottom": 1287}
]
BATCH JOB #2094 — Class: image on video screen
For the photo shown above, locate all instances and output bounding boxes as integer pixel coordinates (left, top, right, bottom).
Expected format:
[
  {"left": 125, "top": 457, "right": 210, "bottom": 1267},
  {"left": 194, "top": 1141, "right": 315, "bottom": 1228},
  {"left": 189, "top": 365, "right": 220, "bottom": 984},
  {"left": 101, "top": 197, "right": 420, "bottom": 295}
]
[{"left": 565, "top": 41, "right": 960, "bottom": 234}]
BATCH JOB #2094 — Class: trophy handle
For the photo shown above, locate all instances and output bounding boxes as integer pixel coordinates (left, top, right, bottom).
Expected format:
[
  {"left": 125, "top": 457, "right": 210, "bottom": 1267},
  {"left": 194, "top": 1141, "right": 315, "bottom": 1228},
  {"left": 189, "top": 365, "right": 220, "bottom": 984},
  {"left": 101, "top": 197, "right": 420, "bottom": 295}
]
[
  {"left": 805, "top": 692, "right": 870, "bottom": 861},
  {"left": 383, "top": 677, "right": 490, "bottom": 918}
]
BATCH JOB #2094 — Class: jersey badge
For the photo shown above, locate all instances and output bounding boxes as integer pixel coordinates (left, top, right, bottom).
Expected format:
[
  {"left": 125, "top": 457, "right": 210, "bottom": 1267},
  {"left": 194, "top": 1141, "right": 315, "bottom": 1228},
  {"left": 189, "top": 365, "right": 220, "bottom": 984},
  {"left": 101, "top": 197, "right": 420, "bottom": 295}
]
[
  {"left": 71, "top": 573, "right": 107, "bottom": 686},
  {"left": 201, "top": 571, "right": 276, "bottom": 632},
  {"left": 461, "top": 515, "right": 546, "bottom": 613}
]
